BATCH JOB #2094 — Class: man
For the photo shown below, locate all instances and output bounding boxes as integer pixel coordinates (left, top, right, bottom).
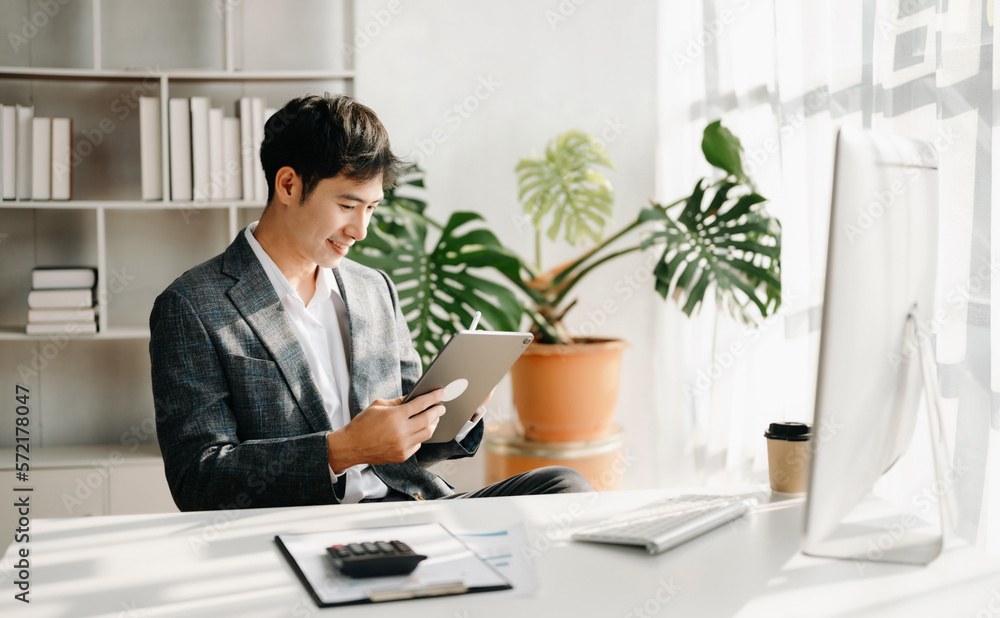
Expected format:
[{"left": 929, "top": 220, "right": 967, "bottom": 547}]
[{"left": 150, "top": 94, "right": 592, "bottom": 511}]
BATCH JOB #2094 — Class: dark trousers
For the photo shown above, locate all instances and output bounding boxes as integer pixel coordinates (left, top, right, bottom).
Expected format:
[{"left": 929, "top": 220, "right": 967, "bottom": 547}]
[
  {"left": 443, "top": 466, "right": 594, "bottom": 499},
  {"left": 376, "top": 466, "right": 594, "bottom": 502}
]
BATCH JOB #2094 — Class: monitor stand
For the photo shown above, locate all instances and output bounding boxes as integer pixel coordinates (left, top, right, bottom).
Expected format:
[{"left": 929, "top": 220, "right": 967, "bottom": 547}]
[{"left": 802, "top": 309, "right": 958, "bottom": 566}]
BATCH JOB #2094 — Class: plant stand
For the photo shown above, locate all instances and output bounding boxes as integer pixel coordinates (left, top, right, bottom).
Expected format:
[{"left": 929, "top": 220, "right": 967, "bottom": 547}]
[{"left": 484, "top": 421, "right": 625, "bottom": 491}]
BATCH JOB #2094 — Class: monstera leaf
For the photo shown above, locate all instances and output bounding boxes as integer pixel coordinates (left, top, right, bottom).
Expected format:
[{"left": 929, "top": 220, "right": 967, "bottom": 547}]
[
  {"left": 701, "top": 120, "right": 747, "bottom": 183},
  {"left": 640, "top": 179, "right": 781, "bottom": 322},
  {"left": 515, "top": 130, "right": 615, "bottom": 248},
  {"left": 354, "top": 184, "right": 525, "bottom": 365}
]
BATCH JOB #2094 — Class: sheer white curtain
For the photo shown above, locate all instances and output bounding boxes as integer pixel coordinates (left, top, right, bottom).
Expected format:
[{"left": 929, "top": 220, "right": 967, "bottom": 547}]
[{"left": 655, "top": 0, "right": 999, "bottom": 552}]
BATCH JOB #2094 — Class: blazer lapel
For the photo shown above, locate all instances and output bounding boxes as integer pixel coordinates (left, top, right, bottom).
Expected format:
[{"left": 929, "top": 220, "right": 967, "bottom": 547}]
[
  {"left": 333, "top": 262, "right": 366, "bottom": 419},
  {"left": 223, "top": 230, "right": 330, "bottom": 434}
]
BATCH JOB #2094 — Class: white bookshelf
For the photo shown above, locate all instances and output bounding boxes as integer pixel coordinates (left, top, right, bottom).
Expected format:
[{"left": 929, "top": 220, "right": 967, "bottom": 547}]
[
  {"left": 0, "top": 67, "right": 355, "bottom": 81},
  {"left": 0, "top": 0, "right": 354, "bottom": 515}
]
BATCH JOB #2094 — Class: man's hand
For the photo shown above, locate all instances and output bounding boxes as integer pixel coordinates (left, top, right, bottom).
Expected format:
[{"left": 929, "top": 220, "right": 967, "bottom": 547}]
[
  {"left": 326, "top": 389, "right": 446, "bottom": 473},
  {"left": 472, "top": 387, "right": 496, "bottom": 421}
]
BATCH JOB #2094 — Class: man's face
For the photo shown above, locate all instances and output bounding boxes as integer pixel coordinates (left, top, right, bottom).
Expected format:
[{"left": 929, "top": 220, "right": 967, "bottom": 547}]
[{"left": 287, "top": 173, "right": 383, "bottom": 269}]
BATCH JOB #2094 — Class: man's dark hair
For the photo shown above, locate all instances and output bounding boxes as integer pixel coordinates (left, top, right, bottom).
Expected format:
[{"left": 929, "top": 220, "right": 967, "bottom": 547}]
[{"left": 260, "top": 94, "right": 403, "bottom": 203}]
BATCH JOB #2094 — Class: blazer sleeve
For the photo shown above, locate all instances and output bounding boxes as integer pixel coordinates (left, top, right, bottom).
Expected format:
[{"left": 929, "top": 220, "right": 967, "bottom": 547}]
[
  {"left": 150, "top": 289, "right": 339, "bottom": 511},
  {"left": 377, "top": 270, "right": 485, "bottom": 468}
]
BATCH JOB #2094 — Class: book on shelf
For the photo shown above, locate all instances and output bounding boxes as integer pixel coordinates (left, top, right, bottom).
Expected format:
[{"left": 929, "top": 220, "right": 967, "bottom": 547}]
[
  {"left": 222, "top": 116, "right": 242, "bottom": 200},
  {"left": 31, "top": 116, "right": 50, "bottom": 200},
  {"left": 1, "top": 105, "right": 15, "bottom": 200},
  {"left": 190, "top": 96, "right": 210, "bottom": 201},
  {"left": 27, "top": 288, "right": 94, "bottom": 310},
  {"left": 26, "top": 322, "right": 97, "bottom": 335},
  {"left": 51, "top": 117, "right": 72, "bottom": 200},
  {"left": 32, "top": 266, "right": 96, "bottom": 289},
  {"left": 238, "top": 97, "right": 254, "bottom": 201},
  {"left": 15, "top": 104, "right": 32, "bottom": 200},
  {"left": 264, "top": 106, "right": 276, "bottom": 198},
  {"left": 208, "top": 107, "right": 224, "bottom": 200},
  {"left": 139, "top": 96, "right": 163, "bottom": 200},
  {"left": 28, "top": 307, "right": 97, "bottom": 323},
  {"left": 169, "top": 98, "right": 192, "bottom": 201},
  {"left": 252, "top": 98, "right": 266, "bottom": 201}
]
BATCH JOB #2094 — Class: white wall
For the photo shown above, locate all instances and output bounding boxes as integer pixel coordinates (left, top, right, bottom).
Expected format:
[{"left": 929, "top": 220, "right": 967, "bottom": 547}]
[{"left": 354, "top": 0, "right": 662, "bottom": 489}]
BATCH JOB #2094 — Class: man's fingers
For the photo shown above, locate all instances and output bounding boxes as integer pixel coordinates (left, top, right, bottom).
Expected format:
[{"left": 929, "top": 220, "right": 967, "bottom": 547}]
[
  {"left": 408, "top": 404, "right": 445, "bottom": 435},
  {"left": 405, "top": 389, "right": 446, "bottom": 417}
]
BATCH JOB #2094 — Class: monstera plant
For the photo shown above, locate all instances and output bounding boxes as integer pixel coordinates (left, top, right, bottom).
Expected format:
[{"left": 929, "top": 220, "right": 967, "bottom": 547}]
[
  {"left": 510, "top": 121, "right": 781, "bottom": 345},
  {"left": 354, "top": 121, "right": 781, "bottom": 443}
]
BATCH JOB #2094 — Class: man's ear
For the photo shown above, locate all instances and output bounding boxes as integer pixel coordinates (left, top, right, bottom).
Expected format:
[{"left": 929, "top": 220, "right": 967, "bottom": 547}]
[{"left": 272, "top": 166, "right": 301, "bottom": 206}]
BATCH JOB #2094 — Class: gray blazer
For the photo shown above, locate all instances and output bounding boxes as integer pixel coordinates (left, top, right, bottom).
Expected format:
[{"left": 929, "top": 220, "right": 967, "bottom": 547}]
[{"left": 149, "top": 228, "right": 482, "bottom": 511}]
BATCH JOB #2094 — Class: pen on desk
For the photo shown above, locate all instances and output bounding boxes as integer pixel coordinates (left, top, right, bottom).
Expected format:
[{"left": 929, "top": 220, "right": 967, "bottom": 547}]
[
  {"left": 468, "top": 311, "right": 481, "bottom": 331},
  {"left": 367, "top": 581, "right": 468, "bottom": 602}
]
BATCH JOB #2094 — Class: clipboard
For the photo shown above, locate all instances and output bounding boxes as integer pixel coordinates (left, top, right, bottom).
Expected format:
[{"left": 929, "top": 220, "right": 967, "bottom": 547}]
[{"left": 275, "top": 523, "right": 512, "bottom": 607}]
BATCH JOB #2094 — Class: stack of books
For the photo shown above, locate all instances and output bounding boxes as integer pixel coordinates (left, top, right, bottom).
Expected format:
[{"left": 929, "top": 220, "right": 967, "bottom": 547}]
[
  {"left": 140, "top": 96, "right": 274, "bottom": 203},
  {"left": 26, "top": 267, "right": 97, "bottom": 335},
  {"left": 0, "top": 104, "right": 73, "bottom": 201}
]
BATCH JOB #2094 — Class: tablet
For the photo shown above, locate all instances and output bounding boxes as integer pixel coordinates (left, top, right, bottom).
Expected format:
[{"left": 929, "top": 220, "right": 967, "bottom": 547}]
[{"left": 404, "top": 330, "right": 534, "bottom": 443}]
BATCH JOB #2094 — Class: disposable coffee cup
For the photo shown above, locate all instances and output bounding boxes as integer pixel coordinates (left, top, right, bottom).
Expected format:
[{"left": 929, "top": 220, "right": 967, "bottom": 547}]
[{"left": 764, "top": 422, "right": 811, "bottom": 495}]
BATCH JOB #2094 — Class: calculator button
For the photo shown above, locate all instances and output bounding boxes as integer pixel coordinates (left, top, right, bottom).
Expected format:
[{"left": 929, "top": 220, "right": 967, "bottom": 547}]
[{"left": 347, "top": 543, "right": 366, "bottom": 555}]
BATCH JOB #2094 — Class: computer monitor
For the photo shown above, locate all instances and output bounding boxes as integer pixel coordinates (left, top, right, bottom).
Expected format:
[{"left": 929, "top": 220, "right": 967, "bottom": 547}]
[{"left": 802, "top": 126, "right": 953, "bottom": 564}]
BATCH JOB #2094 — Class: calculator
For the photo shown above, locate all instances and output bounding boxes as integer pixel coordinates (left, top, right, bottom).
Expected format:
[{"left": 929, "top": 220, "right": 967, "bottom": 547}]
[{"left": 326, "top": 540, "right": 428, "bottom": 578}]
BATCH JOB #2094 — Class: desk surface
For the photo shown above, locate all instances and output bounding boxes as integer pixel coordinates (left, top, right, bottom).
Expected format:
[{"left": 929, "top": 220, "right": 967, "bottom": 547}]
[{"left": 3, "top": 488, "right": 999, "bottom": 617}]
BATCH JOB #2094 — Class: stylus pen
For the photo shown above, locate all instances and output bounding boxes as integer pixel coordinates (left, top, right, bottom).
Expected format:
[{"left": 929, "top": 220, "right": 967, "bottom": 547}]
[{"left": 468, "top": 311, "right": 481, "bottom": 331}]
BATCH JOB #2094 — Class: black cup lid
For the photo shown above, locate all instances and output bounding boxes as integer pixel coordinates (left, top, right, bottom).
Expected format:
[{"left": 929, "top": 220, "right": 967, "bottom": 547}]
[{"left": 764, "top": 422, "right": 811, "bottom": 441}]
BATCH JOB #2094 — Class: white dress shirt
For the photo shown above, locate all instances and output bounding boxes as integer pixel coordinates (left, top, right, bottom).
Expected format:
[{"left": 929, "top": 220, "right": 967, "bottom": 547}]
[{"left": 244, "top": 222, "right": 480, "bottom": 503}]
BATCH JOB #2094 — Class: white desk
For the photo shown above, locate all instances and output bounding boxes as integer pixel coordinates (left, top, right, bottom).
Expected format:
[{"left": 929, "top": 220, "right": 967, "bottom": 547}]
[{"left": 2, "top": 488, "right": 999, "bottom": 617}]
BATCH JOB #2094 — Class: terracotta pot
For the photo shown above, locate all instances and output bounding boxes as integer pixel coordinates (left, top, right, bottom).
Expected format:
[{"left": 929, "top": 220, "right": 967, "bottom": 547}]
[{"left": 510, "top": 338, "right": 628, "bottom": 442}]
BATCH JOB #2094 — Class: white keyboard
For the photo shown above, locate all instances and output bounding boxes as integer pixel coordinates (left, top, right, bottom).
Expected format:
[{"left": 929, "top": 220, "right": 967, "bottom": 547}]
[{"left": 572, "top": 494, "right": 758, "bottom": 555}]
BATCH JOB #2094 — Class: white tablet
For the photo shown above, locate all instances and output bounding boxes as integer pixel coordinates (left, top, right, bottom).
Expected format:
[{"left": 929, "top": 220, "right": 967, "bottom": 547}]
[{"left": 404, "top": 330, "right": 534, "bottom": 443}]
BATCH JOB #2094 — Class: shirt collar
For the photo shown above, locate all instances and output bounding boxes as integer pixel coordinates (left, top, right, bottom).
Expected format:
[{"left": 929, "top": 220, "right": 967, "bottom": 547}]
[{"left": 244, "top": 221, "right": 339, "bottom": 306}]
